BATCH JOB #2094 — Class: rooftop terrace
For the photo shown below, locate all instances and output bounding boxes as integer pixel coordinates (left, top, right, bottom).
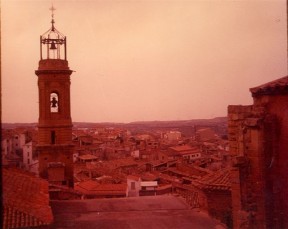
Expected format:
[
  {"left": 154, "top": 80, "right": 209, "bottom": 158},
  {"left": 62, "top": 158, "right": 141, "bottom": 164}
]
[{"left": 51, "top": 195, "right": 224, "bottom": 229}]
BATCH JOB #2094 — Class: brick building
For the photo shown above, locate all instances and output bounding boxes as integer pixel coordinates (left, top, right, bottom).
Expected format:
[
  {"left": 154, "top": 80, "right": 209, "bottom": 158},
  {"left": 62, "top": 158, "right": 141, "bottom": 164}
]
[
  {"left": 228, "top": 76, "right": 288, "bottom": 228},
  {"left": 35, "top": 10, "right": 74, "bottom": 187}
]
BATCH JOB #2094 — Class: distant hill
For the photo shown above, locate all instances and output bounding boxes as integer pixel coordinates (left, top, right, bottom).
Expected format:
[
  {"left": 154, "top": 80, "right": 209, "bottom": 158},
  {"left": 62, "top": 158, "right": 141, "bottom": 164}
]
[
  {"left": 2, "top": 117, "right": 227, "bottom": 137},
  {"left": 2, "top": 117, "right": 227, "bottom": 129},
  {"left": 69, "top": 117, "right": 228, "bottom": 137},
  {"left": 127, "top": 117, "right": 227, "bottom": 126},
  {"left": 124, "top": 117, "right": 227, "bottom": 137},
  {"left": 2, "top": 123, "right": 37, "bottom": 129}
]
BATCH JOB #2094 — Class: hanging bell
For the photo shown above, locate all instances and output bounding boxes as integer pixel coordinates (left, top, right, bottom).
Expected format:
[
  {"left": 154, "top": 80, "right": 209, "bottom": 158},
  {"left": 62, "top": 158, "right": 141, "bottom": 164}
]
[
  {"left": 51, "top": 97, "right": 58, "bottom": 107},
  {"left": 50, "top": 41, "right": 57, "bottom": 50}
]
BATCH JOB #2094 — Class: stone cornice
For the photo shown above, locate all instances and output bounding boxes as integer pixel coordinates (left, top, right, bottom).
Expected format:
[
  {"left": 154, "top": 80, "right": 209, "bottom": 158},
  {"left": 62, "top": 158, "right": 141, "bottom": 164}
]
[
  {"left": 250, "top": 76, "right": 288, "bottom": 97},
  {"left": 35, "top": 69, "right": 73, "bottom": 76}
]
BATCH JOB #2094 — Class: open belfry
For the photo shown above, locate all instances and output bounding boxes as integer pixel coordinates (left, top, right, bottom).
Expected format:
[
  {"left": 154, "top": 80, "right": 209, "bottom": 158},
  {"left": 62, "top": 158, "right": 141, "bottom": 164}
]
[{"left": 35, "top": 6, "right": 74, "bottom": 187}]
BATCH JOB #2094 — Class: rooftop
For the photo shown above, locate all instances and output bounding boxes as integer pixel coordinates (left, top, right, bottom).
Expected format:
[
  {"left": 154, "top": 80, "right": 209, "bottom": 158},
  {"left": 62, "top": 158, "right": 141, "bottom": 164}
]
[
  {"left": 75, "top": 180, "right": 127, "bottom": 196},
  {"left": 169, "top": 145, "right": 197, "bottom": 152},
  {"left": 193, "top": 168, "right": 231, "bottom": 191},
  {"left": 127, "top": 174, "right": 141, "bottom": 181},
  {"left": 78, "top": 154, "right": 99, "bottom": 160},
  {"left": 50, "top": 196, "right": 225, "bottom": 229},
  {"left": 2, "top": 168, "right": 53, "bottom": 229},
  {"left": 250, "top": 75, "right": 288, "bottom": 97}
]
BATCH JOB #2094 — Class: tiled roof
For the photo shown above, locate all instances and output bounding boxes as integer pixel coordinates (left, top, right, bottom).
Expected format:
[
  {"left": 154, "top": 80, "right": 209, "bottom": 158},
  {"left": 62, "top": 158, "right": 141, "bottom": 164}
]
[
  {"left": 109, "top": 158, "right": 139, "bottom": 168},
  {"left": 127, "top": 175, "right": 141, "bottom": 181},
  {"left": 192, "top": 168, "right": 231, "bottom": 191},
  {"left": 163, "top": 151, "right": 180, "bottom": 156},
  {"left": 169, "top": 145, "right": 196, "bottom": 152},
  {"left": 178, "top": 149, "right": 200, "bottom": 156},
  {"left": 156, "top": 172, "right": 183, "bottom": 183},
  {"left": 250, "top": 75, "right": 288, "bottom": 96},
  {"left": 75, "top": 180, "right": 127, "bottom": 196},
  {"left": 141, "top": 172, "right": 159, "bottom": 181},
  {"left": 77, "top": 162, "right": 127, "bottom": 183},
  {"left": 2, "top": 168, "right": 53, "bottom": 229},
  {"left": 172, "top": 164, "right": 212, "bottom": 178},
  {"left": 167, "top": 167, "right": 200, "bottom": 178},
  {"left": 78, "top": 154, "right": 98, "bottom": 160},
  {"left": 146, "top": 160, "right": 169, "bottom": 167}
]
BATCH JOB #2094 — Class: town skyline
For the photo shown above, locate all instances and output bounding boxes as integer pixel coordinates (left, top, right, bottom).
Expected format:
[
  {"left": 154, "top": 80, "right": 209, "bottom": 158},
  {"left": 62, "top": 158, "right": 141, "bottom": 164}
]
[{"left": 2, "top": 0, "right": 287, "bottom": 123}]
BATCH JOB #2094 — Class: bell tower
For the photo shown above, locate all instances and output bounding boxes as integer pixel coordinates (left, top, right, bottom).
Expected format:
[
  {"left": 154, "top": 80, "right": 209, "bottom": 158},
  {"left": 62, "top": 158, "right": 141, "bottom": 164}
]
[{"left": 35, "top": 6, "right": 74, "bottom": 187}]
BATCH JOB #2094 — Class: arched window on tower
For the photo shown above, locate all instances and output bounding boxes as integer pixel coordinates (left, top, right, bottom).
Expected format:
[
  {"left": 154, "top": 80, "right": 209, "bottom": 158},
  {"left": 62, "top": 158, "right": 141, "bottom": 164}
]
[
  {"left": 50, "top": 92, "right": 59, "bottom": 113},
  {"left": 51, "top": 131, "right": 56, "bottom": 144}
]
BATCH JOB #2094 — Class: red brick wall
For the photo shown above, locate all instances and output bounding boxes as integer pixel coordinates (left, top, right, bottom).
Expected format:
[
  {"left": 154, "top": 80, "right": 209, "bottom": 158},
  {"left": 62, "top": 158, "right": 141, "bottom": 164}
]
[
  {"left": 228, "top": 105, "right": 268, "bottom": 228},
  {"left": 36, "top": 59, "right": 74, "bottom": 187}
]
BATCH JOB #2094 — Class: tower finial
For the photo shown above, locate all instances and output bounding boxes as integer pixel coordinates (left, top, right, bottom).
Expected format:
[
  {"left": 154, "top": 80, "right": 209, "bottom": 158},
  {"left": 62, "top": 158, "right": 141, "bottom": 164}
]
[
  {"left": 49, "top": 4, "right": 56, "bottom": 30},
  {"left": 41, "top": 3, "right": 66, "bottom": 60}
]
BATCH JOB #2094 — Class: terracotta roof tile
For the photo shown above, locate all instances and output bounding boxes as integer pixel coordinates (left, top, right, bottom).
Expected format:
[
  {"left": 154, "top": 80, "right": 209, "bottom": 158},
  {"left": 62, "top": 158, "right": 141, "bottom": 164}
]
[
  {"left": 250, "top": 75, "right": 288, "bottom": 96},
  {"left": 169, "top": 145, "right": 197, "bottom": 152},
  {"left": 127, "top": 175, "right": 141, "bottom": 181},
  {"left": 141, "top": 172, "right": 159, "bottom": 181},
  {"left": 78, "top": 154, "right": 98, "bottom": 160},
  {"left": 2, "top": 168, "right": 53, "bottom": 229},
  {"left": 75, "top": 180, "right": 127, "bottom": 196},
  {"left": 192, "top": 168, "right": 231, "bottom": 191}
]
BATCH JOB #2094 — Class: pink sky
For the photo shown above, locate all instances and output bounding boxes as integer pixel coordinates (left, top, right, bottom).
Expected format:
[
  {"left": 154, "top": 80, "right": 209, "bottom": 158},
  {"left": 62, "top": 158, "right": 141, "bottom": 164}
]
[{"left": 2, "top": 0, "right": 287, "bottom": 123}]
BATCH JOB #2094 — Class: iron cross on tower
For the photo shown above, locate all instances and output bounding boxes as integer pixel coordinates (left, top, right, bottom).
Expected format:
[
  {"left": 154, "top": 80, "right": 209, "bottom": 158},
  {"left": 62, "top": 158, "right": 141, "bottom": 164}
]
[{"left": 49, "top": 5, "right": 56, "bottom": 29}]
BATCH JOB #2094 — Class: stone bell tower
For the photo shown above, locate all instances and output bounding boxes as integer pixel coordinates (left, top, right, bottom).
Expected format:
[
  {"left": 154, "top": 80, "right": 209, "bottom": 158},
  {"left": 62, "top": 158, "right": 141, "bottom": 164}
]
[{"left": 35, "top": 6, "right": 74, "bottom": 187}]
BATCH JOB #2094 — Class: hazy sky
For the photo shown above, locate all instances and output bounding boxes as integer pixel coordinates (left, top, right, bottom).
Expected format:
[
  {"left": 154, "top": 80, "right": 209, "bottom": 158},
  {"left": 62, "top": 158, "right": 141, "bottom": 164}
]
[{"left": 2, "top": 0, "right": 287, "bottom": 123}]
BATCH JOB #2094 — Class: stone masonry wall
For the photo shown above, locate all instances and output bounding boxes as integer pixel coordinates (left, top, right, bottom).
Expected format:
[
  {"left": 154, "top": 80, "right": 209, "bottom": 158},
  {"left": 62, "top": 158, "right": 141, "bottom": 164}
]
[{"left": 228, "top": 105, "right": 271, "bottom": 229}]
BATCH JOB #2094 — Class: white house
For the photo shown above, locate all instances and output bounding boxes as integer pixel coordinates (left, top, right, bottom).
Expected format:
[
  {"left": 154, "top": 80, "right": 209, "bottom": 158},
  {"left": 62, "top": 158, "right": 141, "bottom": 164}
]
[
  {"left": 127, "top": 175, "right": 141, "bottom": 197},
  {"left": 180, "top": 151, "right": 202, "bottom": 161},
  {"left": 22, "top": 141, "right": 39, "bottom": 175},
  {"left": 12, "top": 132, "right": 26, "bottom": 156},
  {"left": 131, "top": 150, "right": 140, "bottom": 159},
  {"left": 164, "top": 131, "right": 182, "bottom": 141},
  {"left": 140, "top": 181, "right": 158, "bottom": 196}
]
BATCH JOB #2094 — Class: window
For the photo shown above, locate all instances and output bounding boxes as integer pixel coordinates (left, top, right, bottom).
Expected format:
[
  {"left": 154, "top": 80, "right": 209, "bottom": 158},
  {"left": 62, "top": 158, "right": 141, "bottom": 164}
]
[
  {"left": 51, "top": 131, "right": 56, "bottom": 144},
  {"left": 27, "top": 159, "right": 30, "bottom": 164},
  {"left": 131, "top": 182, "right": 136, "bottom": 190},
  {"left": 50, "top": 92, "right": 59, "bottom": 112}
]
